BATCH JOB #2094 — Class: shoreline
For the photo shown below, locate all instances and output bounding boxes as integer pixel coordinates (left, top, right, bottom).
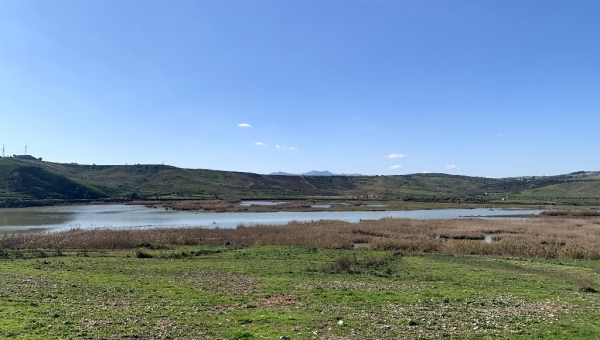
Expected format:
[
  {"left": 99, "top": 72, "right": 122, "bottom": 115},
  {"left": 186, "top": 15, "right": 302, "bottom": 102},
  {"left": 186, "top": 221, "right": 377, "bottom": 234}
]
[{"left": 0, "top": 197, "right": 577, "bottom": 213}]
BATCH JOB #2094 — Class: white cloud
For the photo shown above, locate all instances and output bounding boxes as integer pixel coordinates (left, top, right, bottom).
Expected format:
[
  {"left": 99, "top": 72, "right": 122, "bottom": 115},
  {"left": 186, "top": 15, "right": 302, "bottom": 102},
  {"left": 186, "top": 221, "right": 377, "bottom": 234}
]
[
  {"left": 389, "top": 165, "right": 402, "bottom": 170},
  {"left": 276, "top": 145, "right": 298, "bottom": 151},
  {"left": 275, "top": 144, "right": 300, "bottom": 151},
  {"left": 386, "top": 153, "right": 405, "bottom": 159},
  {"left": 445, "top": 164, "right": 462, "bottom": 170},
  {"left": 237, "top": 123, "right": 252, "bottom": 128},
  {"left": 497, "top": 133, "right": 503, "bottom": 137},
  {"left": 255, "top": 142, "right": 266, "bottom": 146}
]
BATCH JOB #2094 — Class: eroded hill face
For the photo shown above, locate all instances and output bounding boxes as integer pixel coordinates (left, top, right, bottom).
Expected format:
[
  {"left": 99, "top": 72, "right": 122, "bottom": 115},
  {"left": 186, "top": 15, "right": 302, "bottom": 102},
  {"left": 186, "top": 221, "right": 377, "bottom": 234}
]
[{"left": 1, "top": 157, "right": 599, "bottom": 206}]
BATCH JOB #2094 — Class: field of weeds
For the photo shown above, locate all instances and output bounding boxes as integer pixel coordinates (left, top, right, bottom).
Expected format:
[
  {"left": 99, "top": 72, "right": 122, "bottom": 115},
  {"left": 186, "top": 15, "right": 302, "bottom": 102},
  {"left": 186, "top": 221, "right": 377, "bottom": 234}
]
[
  {"left": 0, "top": 245, "right": 599, "bottom": 339},
  {"left": 4, "top": 216, "right": 600, "bottom": 259}
]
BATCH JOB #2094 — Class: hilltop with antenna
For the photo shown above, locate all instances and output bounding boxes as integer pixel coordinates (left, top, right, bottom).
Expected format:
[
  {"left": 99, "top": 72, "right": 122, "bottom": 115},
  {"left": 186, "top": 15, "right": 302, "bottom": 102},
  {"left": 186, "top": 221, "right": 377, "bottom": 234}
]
[{"left": 0, "top": 145, "right": 30, "bottom": 158}]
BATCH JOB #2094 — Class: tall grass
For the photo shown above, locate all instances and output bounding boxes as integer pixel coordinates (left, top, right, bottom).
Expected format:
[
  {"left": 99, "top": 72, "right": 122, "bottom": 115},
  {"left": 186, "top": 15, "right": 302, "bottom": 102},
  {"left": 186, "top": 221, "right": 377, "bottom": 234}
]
[
  {"left": 2, "top": 217, "right": 600, "bottom": 259},
  {"left": 129, "top": 199, "right": 314, "bottom": 212},
  {"left": 539, "top": 210, "right": 600, "bottom": 217},
  {"left": 131, "top": 199, "right": 239, "bottom": 212}
]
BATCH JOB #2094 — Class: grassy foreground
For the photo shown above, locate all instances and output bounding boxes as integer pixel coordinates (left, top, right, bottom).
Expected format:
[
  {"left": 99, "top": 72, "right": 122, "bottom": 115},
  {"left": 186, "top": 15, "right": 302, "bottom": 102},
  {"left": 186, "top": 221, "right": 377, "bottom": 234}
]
[{"left": 1, "top": 244, "right": 600, "bottom": 339}]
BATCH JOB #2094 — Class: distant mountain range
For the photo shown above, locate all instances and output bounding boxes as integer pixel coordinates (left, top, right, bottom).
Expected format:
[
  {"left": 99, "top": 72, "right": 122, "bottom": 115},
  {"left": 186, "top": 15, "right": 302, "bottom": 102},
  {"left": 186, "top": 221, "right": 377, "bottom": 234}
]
[
  {"left": 270, "top": 170, "right": 364, "bottom": 176},
  {"left": 2, "top": 155, "right": 600, "bottom": 208}
]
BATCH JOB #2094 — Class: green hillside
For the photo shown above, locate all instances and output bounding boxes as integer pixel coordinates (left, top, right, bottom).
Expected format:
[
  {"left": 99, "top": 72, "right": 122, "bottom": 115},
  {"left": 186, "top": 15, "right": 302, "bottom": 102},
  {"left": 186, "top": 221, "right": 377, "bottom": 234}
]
[
  {"left": 520, "top": 181, "right": 600, "bottom": 197},
  {"left": 1, "top": 156, "right": 599, "bottom": 207}
]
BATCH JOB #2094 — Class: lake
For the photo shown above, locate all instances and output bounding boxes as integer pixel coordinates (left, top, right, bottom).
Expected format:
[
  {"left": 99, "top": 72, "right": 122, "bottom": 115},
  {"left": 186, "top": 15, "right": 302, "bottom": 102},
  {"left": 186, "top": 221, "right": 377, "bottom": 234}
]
[{"left": 0, "top": 204, "right": 543, "bottom": 234}]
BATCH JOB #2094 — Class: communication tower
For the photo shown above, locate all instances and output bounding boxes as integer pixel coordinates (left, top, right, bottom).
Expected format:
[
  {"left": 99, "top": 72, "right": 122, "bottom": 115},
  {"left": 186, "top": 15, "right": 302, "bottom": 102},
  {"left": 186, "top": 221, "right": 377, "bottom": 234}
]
[
  {"left": 1, "top": 145, "right": 5, "bottom": 157},
  {"left": 25, "top": 145, "right": 27, "bottom": 155}
]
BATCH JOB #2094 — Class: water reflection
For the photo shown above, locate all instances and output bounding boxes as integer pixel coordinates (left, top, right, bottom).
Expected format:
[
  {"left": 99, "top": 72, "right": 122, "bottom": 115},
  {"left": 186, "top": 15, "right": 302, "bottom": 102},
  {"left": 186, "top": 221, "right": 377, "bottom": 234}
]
[
  {"left": 0, "top": 204, "right": 543, "bottom": 234},
  {"left": 238, "top": 201, "right": 285, "bottom": 206},
  {"left": 0, "top": 209, "right": 73, "bottom": 226},
  {"left": 311, "top": 204, "right": 332, "bottom": 208}
]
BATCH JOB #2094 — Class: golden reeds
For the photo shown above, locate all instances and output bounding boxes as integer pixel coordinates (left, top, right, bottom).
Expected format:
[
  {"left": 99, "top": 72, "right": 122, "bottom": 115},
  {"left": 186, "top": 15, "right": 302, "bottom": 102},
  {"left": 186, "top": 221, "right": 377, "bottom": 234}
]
[{"left": 3, "top": 217, "right": 600, "bottom": 259}]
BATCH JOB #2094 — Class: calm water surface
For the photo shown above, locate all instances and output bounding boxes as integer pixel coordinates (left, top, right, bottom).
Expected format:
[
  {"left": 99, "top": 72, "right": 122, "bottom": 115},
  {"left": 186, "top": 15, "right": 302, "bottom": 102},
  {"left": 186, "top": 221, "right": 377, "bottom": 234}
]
[
  {"left": 238, "top": 201, "right": 286, "bottom": 206},
  {"left": 0, "top": 204, "right": 543, "bottom": 234}
]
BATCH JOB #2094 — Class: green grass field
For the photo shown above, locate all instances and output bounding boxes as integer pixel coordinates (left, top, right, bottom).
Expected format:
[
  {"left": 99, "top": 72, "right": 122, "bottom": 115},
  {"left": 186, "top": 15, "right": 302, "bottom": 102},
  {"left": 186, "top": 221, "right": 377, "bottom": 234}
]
[{"left": 1, "top": 245, "right": 599, "bottom": 339}]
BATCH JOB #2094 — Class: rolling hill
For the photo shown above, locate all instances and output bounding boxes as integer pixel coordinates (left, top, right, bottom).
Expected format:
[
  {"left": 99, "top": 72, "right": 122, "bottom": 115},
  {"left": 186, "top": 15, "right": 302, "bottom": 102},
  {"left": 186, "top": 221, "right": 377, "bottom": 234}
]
[{"left": 1, "top": 155, "right": 599, "bottom": 207}]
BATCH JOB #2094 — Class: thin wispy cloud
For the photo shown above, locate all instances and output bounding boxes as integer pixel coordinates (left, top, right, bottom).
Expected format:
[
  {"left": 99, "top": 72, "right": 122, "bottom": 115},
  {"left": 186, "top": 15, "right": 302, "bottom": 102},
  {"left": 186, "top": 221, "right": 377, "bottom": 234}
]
[
  {"left": 276, "top": 145, "right": 299, "bottom": 151},
  {"left": 255, "top": 142, "right": 266, "bottom": 146},
  {"left": 445, "top": 164, "right": 461, "bottom": 170},
  {"left": 389, "top": 165, "right": 402, "bottom": 170},
  {"left": 386, "top": 153, "right": 405, "bottom": 159},
  {"left": 237, "top": 123, "right": 252, "bottom": 128}
]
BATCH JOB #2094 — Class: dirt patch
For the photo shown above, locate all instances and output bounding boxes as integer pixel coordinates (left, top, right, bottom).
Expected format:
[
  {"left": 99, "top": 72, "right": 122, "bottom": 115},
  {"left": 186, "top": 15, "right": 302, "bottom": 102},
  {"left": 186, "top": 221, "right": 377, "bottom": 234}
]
[
  {"left": 313, "top": 295, "right": 573, "bottom": 339},
  {"left": 296, "top": 280, "right": 423, "bottom": 292},
  {"left": 181, "top": 269, "right": 260, "bottom": 295}
]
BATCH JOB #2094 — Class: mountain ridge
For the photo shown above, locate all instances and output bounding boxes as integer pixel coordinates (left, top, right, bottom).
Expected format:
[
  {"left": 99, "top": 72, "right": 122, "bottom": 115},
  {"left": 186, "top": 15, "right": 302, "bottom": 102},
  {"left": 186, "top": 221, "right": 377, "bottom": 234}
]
[
  {"left": 270, "top": 170, "right": 363, "bottom": 176},
  {"left": 1, "top": 156, "right": 599, "bottom": 207}
]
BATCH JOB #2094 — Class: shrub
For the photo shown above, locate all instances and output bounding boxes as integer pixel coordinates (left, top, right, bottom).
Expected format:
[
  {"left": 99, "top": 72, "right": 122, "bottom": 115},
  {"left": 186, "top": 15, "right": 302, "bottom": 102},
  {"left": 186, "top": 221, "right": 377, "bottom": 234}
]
[{"left": 136, "top": 250, "right": 154, "bottom": 258}]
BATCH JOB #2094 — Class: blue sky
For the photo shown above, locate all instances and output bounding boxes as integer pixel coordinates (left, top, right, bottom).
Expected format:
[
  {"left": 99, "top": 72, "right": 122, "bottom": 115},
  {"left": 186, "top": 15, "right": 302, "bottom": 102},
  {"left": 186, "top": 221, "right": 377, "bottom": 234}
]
[{"left": 1, "top": 0, "right": 598, "bottom": 177}]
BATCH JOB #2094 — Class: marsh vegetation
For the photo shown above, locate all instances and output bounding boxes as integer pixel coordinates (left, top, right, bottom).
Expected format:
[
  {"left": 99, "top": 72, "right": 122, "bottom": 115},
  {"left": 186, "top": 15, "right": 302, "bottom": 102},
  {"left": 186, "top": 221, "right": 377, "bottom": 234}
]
[
  {"left": 3, "top": 216, "right": 600, "bottom": 259},
  {"left": 2, "top": 217, "right": 600, "bottom": 338}
]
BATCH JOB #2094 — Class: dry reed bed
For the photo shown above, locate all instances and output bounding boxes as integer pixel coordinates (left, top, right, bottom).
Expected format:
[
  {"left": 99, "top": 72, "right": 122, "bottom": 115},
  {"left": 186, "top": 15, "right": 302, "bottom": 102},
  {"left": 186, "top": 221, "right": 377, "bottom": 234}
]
[
  {"left": 131, "top": 200, "right": 239, "bottom": 212},
  {"left": 131, "top": 199, "right": 385, "bottom": 213},
  {"left": 3, "top": 217, "right": 600, "bottom": 259},
  {"left": 130, "top": 200, "right": 315, "bottom": 212},
  {"left": 540, "top": 210, "right": 600, "bottom": 217}
]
